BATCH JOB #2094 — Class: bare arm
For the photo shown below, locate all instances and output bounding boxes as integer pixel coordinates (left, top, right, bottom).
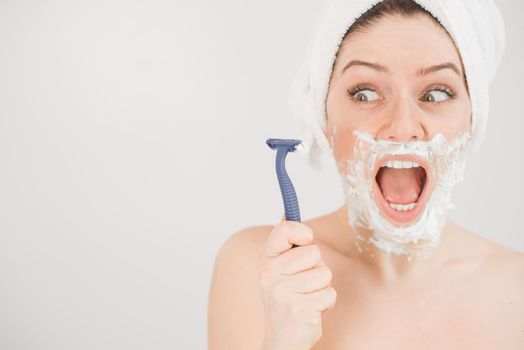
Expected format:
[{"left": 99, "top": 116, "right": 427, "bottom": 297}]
[{"left": 208, "top": 226, "right": 272, "bottom": 350}]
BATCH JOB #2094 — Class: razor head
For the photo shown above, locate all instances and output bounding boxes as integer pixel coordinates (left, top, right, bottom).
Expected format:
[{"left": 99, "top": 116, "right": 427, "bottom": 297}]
[{"left": 266, "top": 138, "right": 302, "bottom": 152}]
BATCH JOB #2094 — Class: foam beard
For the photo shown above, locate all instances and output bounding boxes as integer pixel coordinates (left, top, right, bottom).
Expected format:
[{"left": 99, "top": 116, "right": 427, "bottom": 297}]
[{"left": 338, "top": 131, "right": 471, "bottom": 259}]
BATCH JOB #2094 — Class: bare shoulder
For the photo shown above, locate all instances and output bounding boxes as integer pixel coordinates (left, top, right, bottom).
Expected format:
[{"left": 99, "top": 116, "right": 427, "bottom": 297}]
[
  {"left": 462, "top": 226, "right": 524, "bottom": 267},
  {"left": 489, "top": 243, "right": 524, "bottom": 289},
  {"left": 476, "top": 234, "right": 524, "bottom": 337},
  {"left": 219, "top": 225, "right": 273, "bottom": 258},
  {"left": 458, "top": 225, "right": 524, "bottom": 275},
  {"left": 208, "top": 225, "right": 273, "bottom": 350},
  {"left": 456, "top": 225, "right": 524, "bottom": 314}
]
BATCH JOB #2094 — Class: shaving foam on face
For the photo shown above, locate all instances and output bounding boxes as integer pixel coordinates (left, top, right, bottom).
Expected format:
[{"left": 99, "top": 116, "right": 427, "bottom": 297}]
[{"left": 338, "top": 131, "right": 471, "bottom": 259}]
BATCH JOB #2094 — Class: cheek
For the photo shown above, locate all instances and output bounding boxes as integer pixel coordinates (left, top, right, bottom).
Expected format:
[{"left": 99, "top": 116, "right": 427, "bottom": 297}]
[
  {"left": 428, "top": 104, "right": 472, "bottom": 139},
  {"left": 454, "top": 103, "right": 472, "bottom": 134},
  {"left": 328, "top": 126, "right": 357, "bottom": 173}
]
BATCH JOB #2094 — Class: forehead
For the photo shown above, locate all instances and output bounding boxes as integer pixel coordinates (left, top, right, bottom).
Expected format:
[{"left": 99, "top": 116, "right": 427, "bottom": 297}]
[{"left": 337, "top": 14, "right": 463, "bottom": 73}]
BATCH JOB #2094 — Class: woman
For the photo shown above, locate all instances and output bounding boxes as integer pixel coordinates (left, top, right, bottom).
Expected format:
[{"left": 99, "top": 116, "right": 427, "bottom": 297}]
[{"left": 208, "top": 0, "right": 524, "bottom": 349}]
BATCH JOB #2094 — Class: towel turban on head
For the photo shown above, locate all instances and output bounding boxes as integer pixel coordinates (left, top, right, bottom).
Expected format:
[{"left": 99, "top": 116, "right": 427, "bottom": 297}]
[{"left": 287, "top": 0, "right": 506, "bottom": 169}]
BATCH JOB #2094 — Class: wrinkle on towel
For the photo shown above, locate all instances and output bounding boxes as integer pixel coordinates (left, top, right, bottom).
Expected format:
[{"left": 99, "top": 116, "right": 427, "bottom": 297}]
[{"left": 288, "top": 0, "right": 506, "bottom": 170}]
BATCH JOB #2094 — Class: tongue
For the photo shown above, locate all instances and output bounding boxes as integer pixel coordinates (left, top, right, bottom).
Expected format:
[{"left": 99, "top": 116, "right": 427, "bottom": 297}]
[{"left": 376, "top": 167, "right": 422, "bottom": 204}]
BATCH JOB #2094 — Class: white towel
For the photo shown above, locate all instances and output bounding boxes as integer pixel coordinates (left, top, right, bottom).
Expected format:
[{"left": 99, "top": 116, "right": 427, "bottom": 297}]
[{"left": 288, "top": 0, "right": 506, "bottom": 169}]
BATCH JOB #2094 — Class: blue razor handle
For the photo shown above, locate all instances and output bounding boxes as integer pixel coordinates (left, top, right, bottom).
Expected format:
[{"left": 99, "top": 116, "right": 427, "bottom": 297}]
[{"left": 266, "top": 138, "right": 302, "bottom": 248}]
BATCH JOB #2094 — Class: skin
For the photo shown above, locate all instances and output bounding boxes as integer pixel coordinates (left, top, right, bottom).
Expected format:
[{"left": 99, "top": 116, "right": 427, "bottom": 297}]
[{"left": 208, "top": 13, "right": 524, "bottom": 349}]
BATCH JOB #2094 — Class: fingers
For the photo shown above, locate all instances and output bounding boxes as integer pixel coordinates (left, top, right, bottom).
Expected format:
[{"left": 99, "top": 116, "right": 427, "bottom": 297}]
[
  {"left": 270, "top": 244, "right": 323, "bottom": 275},
  {"left": 264, "top": 220, "right": 314, "bottom": 258},
  {"left": 305, "top": 287, "right": 337, "bottom": 311},
  {"left": 282, "top": 265, "right": 333, "bottom": 294}
]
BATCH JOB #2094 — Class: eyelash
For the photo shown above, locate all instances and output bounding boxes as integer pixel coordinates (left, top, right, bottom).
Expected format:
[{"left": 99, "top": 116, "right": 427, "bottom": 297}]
[{"left": 346, "top": 84, "right": 457, "bottom": 102}]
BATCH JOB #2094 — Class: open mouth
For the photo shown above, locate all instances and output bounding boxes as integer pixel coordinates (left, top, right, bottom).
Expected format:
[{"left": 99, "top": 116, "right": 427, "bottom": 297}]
[{"left": 372, "top": 155, "right": 431, "bottom": 225}]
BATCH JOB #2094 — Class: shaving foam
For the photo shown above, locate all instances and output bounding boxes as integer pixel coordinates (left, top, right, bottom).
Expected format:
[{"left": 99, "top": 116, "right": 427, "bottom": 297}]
[
  {"left": 338, "top": 131, "right": 471, "bottom": 259},
  {"left": 295, "top": 142, "right": 308, "bottom": 154}
]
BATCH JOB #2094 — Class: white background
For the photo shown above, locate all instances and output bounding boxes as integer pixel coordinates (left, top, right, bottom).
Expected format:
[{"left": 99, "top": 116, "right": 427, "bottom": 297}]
[{"left": 0, "top": 0, "right": 522, "bottom": 349}]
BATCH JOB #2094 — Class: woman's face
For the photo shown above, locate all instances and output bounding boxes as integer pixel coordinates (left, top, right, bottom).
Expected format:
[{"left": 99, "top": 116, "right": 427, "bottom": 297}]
[
  {"left": 326, "top": 13, "right": 471, "bottom": 166},
  {"left": 326, "top": 13, "right": 472, "bottom": 228}
]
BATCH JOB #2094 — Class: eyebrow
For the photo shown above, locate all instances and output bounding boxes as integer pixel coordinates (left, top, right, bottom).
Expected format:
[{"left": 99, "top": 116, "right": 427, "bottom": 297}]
[{"left": 341, "top": 59, "right": 461, "bottom": 77}]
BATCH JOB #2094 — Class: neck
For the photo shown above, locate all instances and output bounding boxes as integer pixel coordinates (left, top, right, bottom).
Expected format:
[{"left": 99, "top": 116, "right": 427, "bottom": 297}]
[{"left": 332, "top": 203, "right": 454, "bottom": 283}]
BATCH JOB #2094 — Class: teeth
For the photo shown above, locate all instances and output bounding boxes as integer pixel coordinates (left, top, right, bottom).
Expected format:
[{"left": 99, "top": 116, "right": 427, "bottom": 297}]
[
  {"left": 384, "top": 160, "right": 420, "bottom": 169},
  {"left": 388, "top": 202, "right": 417, "bottom": 211}
]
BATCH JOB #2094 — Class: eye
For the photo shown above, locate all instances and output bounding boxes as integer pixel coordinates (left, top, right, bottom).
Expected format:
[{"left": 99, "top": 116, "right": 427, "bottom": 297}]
[
  {"left": 347, "top": 84, "right": 380, "bottom": 103},
  {"left": 421, "top": 86, "right": 456, "bottom": 102}
]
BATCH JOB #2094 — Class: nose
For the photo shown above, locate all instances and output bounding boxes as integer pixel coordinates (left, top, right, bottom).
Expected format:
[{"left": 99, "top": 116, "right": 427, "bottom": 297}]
[{"left": 377, "top": 94, "right": 426, "bottom": 143}]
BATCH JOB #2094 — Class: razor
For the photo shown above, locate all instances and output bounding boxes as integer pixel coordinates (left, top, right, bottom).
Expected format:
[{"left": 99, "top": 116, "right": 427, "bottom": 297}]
[{"left": 266, "top": 138, "right": 303, "bottom": 230}]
